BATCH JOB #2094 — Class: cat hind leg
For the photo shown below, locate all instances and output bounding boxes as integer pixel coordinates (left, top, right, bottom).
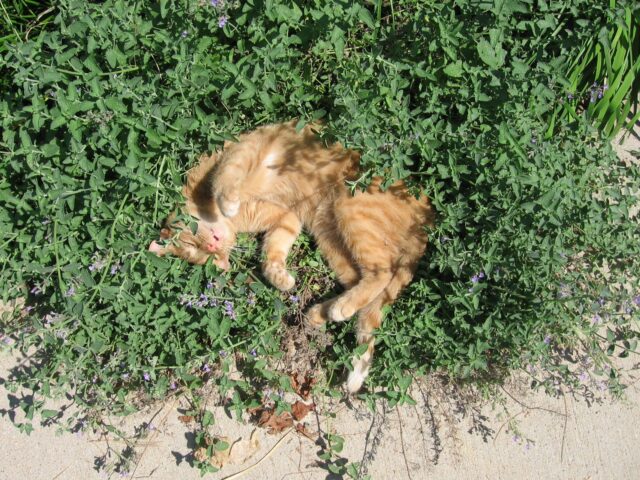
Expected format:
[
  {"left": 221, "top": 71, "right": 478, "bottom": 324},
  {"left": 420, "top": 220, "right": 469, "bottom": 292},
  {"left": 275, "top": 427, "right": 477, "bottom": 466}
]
[
  {"left": 346, "top": 301, "right": 383, "bottom": 393},
  {"left": 328, "top": 269, "right": 392, "bottom": 322},
  {"left": 346, "top": 268, "right": 414, "bottom": 392}
]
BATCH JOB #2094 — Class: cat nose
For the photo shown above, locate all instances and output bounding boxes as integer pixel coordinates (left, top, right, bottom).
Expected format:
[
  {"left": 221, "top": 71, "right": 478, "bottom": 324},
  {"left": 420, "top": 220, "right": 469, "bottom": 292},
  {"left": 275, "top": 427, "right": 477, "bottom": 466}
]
[
  {"left": 209, "top": 228, "right": 223, "bottom": 243},
  {"left": 205, "top": 243, "right": 217, "bottom": 252}
]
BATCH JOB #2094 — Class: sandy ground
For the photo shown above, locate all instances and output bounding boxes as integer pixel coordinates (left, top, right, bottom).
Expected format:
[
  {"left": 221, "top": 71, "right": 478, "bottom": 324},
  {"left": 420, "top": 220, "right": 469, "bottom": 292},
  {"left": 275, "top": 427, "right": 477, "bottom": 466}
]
[
  {"left": 1, "top": 130, "right": 639, "bottom": 480},
  {"left": 1, "top": 347, "right": 639, "bottom": 480}
]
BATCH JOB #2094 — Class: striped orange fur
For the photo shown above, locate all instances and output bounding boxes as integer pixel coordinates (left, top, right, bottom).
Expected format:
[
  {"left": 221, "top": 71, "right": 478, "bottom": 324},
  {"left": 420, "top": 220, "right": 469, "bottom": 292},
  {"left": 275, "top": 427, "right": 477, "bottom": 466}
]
[{"left": 149, "top": 121, "right": 434, "bottom": 392}]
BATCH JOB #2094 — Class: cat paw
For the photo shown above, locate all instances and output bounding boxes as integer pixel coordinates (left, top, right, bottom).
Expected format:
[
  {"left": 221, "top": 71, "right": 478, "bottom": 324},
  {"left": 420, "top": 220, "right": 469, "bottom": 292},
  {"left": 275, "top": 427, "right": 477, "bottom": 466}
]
[
  {"left": 217, "top": 191, "right": 240, "bottom": 218},
  {"left": 305, "top": 304, "right": 327, "bottom": 328},
  {"left": 346, "top": 368, "right": 368, "bottom": 393},
  {"left": 262, "top": 261, "right": 295, "bottom": 291},
  {"left": 328, "top": 299, "right": 356, "bottom": 322},
  {"left": 346, "top": 353, "right": 371, "bottom": 393}
]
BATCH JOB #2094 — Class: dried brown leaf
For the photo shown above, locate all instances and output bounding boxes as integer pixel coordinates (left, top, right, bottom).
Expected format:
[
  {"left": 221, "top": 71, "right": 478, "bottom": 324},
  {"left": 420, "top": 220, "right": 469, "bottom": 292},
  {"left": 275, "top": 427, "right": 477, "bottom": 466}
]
[
  {"left": 291, "top": 401, "right": 315, "bottom": 421},
  {"left": 290, "top": 372, "right": 317, "bottom": 400},
  {"left": 178, "top": 415, "right": 194, "bottom": 424},
  {"left": 194, "top": 436, "right": 234, "bottom": 469},
  {"left": 228, "top": 429, "right": 261, "bottom": 464},
  {"left": 252, "top": 406, "right": 293, "bottom": 434}
]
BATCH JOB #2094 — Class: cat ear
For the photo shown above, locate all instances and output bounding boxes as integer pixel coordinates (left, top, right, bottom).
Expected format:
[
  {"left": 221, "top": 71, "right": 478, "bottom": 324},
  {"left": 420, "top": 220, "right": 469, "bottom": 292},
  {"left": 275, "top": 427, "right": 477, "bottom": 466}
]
[{"left": 148, "top": 240, "right": 165, "bottom": 255}]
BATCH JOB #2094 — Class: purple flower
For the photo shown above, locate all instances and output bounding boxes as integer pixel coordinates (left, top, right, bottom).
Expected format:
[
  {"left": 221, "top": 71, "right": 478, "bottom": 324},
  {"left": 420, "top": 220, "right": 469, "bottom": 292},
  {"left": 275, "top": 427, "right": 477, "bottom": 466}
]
[
  {"left": 471, "top": 274, "right": 480, "bottom": 284},
  {"left": 247, "top": 293, "right": 256, "bottom": 305},
  {"left": 201, "top": 363, "right": 211, "bottom": 373},
  {"left": 591, "top": 314, "right": 602, "bottom": 326},
  {"left": 196, "top": 293, "right": 209, "bottom": 307},
  {"left": 250, "top": 348, "right": 257, "bottom": 357},
  {"left": 223, "top": 300, "right": 235, "bottom": 318},
  {"left": 218, "top": 15, "right": 228, "bottom": 28},
  {"left": 143, "top": 372, "right": 151, "bottom": 382},
  {"left": 170, "top": 381, "right": 177, "bottom": 390},
  {"left": 89, "top": 256, "right": 106, "bottom": 272},
  {"left": 30, "top": 285, "right": 42, "bottom": 295},
  {"left": 219, "top": 350, "right": 228, "bottom": 358},
  {"left": 181, "top": 30, "right": 188, "bottom": 38},
  {"left": 525, "top": 441, "right": 532, "bottom": 451},
  {"left": 567, "top": 93, "right": 574, "bottom": 100},
  {"left": 289, "top": 295, "right": 299, "bottom": 304},
  {"left": 206, "top": 281, "right": 214, "bottom": 290},
  {"left": 531, "top": 137, "right": 537, "bottom": 144},
  {"left": 597, "top": 381, "right": 608, "bottom": 391},
  {"left": 211, "top": 0, "right": 221, "bottom": 6},
  {"left": 633, "top": 295, "right": 640, "bottom": 307},
  {"left": 44, "top": 312, "right": 63, "bottom": 325},
  {"left": 110, "top": 263, "right": 121, "bottom": 275},
  {"left": 558, "top": 284, "right": 571, "bottom": 298},
  {"left": 23, "top": 306, "right": 35, "bottom": 314},
  {"left": 122, "top": 373, "right": 130, "bottom": 380},
  {"left": 65, "top": 286, "right": 75, "bottom": 297},
  {"left": 578, "top": 371, "right": 588, "bottom": 382},
  {"left": 543, "top": 335, "right": 552, "bottom": 345},
  {"left": 512, "top": 434, "right": 520, "bottom": 443},
  {"left": 597, "top": 297, "right": 605, "bottom": 306}
]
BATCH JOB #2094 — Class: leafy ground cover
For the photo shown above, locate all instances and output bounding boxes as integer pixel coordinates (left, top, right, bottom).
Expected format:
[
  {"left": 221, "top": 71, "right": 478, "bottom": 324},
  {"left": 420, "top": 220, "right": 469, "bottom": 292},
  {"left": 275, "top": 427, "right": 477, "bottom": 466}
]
[{"left": 1, "top": 0, "right": 639, "bottom": 476}]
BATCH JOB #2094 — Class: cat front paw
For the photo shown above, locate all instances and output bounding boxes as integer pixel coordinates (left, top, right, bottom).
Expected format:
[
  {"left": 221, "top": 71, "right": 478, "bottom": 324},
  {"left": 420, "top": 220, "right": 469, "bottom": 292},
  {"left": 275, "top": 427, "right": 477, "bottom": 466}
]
[
  {"left": 262, "top": 261, "right": 295, "bottom": 291},
  {"left": 217, "top": 191, "right": 240, "bottom": 218},
  {"left": 305, "top": 304, "right": 327, "bottom": 328},
  {"left": 328, "top": 298, "right": 356, "bottom": 322}
]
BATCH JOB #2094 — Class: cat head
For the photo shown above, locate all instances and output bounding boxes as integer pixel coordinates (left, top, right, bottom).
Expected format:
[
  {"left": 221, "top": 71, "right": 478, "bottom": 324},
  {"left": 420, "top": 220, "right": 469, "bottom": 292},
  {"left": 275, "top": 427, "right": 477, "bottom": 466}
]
[{"left": 148, "top": 152, "right": 236, "bottom": 269}]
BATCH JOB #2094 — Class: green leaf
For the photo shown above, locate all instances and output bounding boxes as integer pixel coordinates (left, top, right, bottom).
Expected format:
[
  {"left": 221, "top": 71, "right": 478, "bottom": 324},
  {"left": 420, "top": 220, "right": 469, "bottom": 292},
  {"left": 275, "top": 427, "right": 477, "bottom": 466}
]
[
  {"left": 106, "top": 49, "right": 118, "bottom": 69},
  {"left": 104, "top": 97, "right": 127, "bottom": 113},
  {"left": 443, "top": 61, "right": 464, "bottom": 77},
  {"left": 357, "top": 6, "right": 375, "bottom": 28},
  {"left": 41, "top": 409, "right": 59, "bottom": 419},
  {"left": 477, "top": 39, "right": 506, "bottom": 69}
]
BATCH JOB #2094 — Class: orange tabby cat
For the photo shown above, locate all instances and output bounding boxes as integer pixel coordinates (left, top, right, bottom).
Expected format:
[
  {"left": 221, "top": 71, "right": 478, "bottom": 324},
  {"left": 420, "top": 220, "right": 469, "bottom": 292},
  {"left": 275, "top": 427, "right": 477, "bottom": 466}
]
[{"left": 150, "top": 121, "right": 434, "bottom": 392}]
